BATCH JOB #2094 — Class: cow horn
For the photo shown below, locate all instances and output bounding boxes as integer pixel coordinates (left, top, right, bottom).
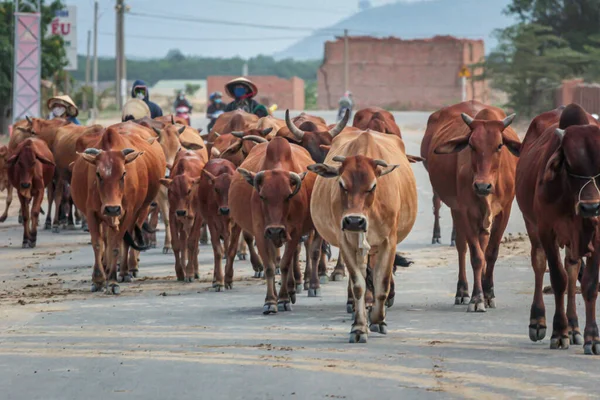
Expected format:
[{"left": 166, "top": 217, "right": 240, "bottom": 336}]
[
  {"left": 289, "top": 172, "right": 303, "bottom": 198},
  {"left": 231, "top": 131, "right": 245, "bottom": 138},
  {"left": 285, "top": 109, "right": 305, "bottom": 140},
  {"left": 242, "top": 135, "right": 267, "bottom": 144},
  {"left": 332, "top": 156, "right": 346, "bottom": 163},
  {"left": 26, "top": 115, "right": 32, "bottom": 124},
  {"left": 328, "top": 108, "right": 350, "bottom": 138},
  {"left": 261, "top": 127, "right": 273, "bottom": 136},
  {"left": 254, "top": 171, "right": 265, "bottom": 187},
  {"left": 83, "top": 148, "right": 102, "bottom": 155},
  {"left": 461, "top": 113, "right": 474, "bottom": 127},
  {"left": 503, "top": 113, "right": 516, "bottom": 129},
  {"left": 171, "top": 115, "right": 175, "bottom": 124},
  {"left": 213, "top": 131, "right": 221, "bottom": 138},
  {"left": 555, "top": 128, "right": 565, "bottom": 142},
  {"left": 122, "top": 148, "right": 135, "bottom": 156},
  {"left": 373, "top": 159, "right": 389, "bottom": 168},
  {"left": 177, "top": 125, "right": 186, "bottom": 135},
  {"left": 153, "top": 127, "right": 161, "bottom": 136}
]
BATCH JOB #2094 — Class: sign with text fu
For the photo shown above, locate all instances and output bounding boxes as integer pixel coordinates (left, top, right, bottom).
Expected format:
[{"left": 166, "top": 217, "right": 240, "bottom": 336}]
[{"left": 48, "top": 6, "right": 77, "bottom": 71}]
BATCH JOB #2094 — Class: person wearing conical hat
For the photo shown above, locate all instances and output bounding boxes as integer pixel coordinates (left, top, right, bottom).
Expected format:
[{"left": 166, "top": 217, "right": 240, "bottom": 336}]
[
  {"left": 223, "top": 77, "right": 268, "bottom": 118},
  {"left": 47, "top": 95, "right": 81, "bottom": 125}
]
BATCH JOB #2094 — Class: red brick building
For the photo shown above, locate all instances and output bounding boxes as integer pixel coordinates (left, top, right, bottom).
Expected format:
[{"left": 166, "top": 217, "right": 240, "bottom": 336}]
[
  {"left": 318, "top": 36, "right": 487, "bottom": 110},
  {"left": 206, "top": 76, "right": 305, "bottom": 110}
]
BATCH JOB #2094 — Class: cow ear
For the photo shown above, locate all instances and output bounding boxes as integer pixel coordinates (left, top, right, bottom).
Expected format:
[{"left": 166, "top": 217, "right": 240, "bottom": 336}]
[
  {"left": 434, "top": 135, "right": 470, "bottom": 154},
  {"left": 77, "top": 152, "right": 98, "bottom": 165},
  {"left": 502, "top": 134, "right": 521, "bottom": 157},
  {"left": 378, "top": 164, "right": 400, "bottom": 177},
  {"left": 307, "top": 163, "right": 340, "bottom": 178},
  {"left": 237, "top": 168, "right": 256, "bottom": 187},
  {"left": 543, "top": 149, "right": 563, "bottom": 182},
  {"left": 36, "top": 154, "right": 55, "bottom": 166},
  {"left": 406, "top": 154, "right": 425, "bottom": 163},
  {"left": 177, "top": 125, "right": 186, "bottom": 135},
  {"left": 159, "top": 178, "right": 172, "bottom": 188},
  {"left": 202, "top": 170, "right": 217, "bottom": 184},
  {"left": 180, "top": 141, "right": 204, "bottom": 151},
  {"left": 124, "top": 151, "right": 143, "bottom": 164},
  {"left": 6, "top": 154, "right": 17, "bottom": 167}
]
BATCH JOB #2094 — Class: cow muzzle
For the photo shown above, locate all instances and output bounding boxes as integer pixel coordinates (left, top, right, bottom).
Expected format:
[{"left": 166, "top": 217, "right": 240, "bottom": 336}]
[
  {"left": 342, "top": 214, "right": 368, "bottom": 232},
  {"left": 103, "top": 205, "right": 122, "bottom": 217},
  {"left": 176, "top": 209, "right": 187, "bottom": 217},
  {"left": 579, "top": 202, "right": 600, "bottom": 218},
  {"left": 264, "top": 226, "right": 288, "bottom": 247},
  {"left": 20, "top": 182, "right": 31, "bottom": 189},
  {"left": 473, "top": 181, "right": 493, "bottom": 197},
  {"left": 218, "top": 207, "right": 230, "bottom": 216}
]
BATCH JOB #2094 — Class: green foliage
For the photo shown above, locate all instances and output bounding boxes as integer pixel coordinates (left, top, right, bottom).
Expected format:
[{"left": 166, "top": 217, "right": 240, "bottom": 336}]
[
  {"left": 71, "top": 54, "right": 321, "bottom": 85},
  {"left": 304, "top": 80, "right": 317, "bottom": 110},
  {"left": 184, "top": 83, "right": 201, "bottom": 96}
]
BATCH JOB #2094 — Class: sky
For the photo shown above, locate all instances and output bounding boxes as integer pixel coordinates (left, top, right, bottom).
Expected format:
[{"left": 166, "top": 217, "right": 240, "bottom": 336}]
[{"left": 67, "top": 0, "right": 413, "bottom": 59}]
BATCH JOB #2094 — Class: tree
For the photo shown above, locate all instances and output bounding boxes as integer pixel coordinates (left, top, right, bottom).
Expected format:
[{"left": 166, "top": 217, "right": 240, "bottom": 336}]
[
  {"left": 0, "top": 0, "right": 67, "bottom": 132},
  {"left": 184, "top": 83, "right": 201, "bottom": 96}
]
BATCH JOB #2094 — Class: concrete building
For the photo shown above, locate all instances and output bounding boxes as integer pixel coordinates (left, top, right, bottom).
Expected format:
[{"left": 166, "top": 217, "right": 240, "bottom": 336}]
[{"left": 318, "top": 35, "right": 487, "bottom": 111}]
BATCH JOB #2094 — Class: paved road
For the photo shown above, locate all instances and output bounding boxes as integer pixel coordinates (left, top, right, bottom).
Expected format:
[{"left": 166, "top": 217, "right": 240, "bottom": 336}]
[{"left": 0, "top": 112, "right": 598, "bottom": 400}]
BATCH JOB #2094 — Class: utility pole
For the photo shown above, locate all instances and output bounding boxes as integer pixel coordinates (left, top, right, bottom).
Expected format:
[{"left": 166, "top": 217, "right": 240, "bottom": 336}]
[
  {"left": 92, "top": 1, "right": 98, "bottom": 122},
  {"left": 242, "top": 62, "right": 248, "bottom": 77},
  {"left": 83, "top": 29, "right": 91, "bottom": 112},
  {"left": 343, "top": 29, "right": 349, "bottom": 93},
  {"left": 115, "top": 0, "right": 126, "bottom": 109}
]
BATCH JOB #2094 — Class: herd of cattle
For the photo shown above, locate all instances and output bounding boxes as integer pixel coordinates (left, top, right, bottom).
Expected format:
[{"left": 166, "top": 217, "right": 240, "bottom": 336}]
[{"left": 0, "top": 100, "right": 599, "bottom": 353}]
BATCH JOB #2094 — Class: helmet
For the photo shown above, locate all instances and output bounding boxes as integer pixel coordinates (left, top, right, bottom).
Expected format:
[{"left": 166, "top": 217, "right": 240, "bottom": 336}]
[
  {"left": 210, "top": 91, "right": 223, "bottom": 101},
  {"left": 344, "top": 91, "right": 352, "bottom": 97}
]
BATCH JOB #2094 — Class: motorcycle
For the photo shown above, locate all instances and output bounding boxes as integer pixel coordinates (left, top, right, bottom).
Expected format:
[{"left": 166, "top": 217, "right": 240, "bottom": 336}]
[
  {"left": 175, "top": 105, "right": 191, "bottom": 125},
  {"left": 208, "top": 109, "right": 224, "bottom": 132}
]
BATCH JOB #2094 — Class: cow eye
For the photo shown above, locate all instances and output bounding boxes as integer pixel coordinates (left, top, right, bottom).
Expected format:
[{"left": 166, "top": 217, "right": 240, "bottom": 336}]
[
  {"left": 338, "top": 181, "right": 347, "bottom": 191},
  {"left": 214, "top": 188, "right": 220, "bottom": 195},
  {"left": 187, "top": 189, "right": 192, "bottom": 195},
  {"left": 121, "top": 172, "right": 126, "bottom": 180},
  {"left": 497, "top": 143, "right": 503, "bottom": 151},
  {"left": 367, "top": 184, "right": 377, "bottom": 193},
  {"left": 96, "top": 172, "right": 102, "bottom": 181}
]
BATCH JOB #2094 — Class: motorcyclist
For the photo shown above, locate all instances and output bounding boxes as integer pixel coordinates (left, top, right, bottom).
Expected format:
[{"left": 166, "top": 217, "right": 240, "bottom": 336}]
[
  {"left": 47, "top": 95, "right": 80, "bottom": 125},
  {"left": 131, "top": 79, "right": 163, "bottom": 118},
  {"left": 206, "top": 91, "right": 226, "bottom": 132},
  {"left": 338, "top": 90, "right": 354, "bottom": 121},
  {"left": 173, "top": 90, "right": 193, "bottom": 113},
  {"left": 224, "top": 77, "right": 268, "bottom": 118}
]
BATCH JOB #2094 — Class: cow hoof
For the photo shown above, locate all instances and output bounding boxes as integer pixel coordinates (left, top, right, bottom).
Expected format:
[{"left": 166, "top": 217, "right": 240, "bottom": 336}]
[
  {"left": 277, "top": 301, "right": 292, "bottom": 312},
  {"left": 583, "top": 341, "right": 600, "bottom": 355},
  {"left": 29, "top": 241, "right": 36, "bottom": 248},
  {"left": 107, "top": 284, "right": 121, "bottom": 295},
  {"left": 275, "top": 268, "right": 281, "bottom": 276},
  {"left": 91, "top": 283, "right": 103, "bottom": 292},
  {"left": 485, "top": 298, "right": 496, "bottom": 309},
  {"left": 290, "top": 292, "right": 296, "bottom": 304},
  {"left": 454, "top": 296, "right": 470, "bottom": 305},
  {"left": 0, "top": 215, "right": 7, "bottom": 223},
  {"left": 349, "top": 331, "right": 368, "bottom": 344},
  {"left": 450, "top": 240, "right": 456, "bottom": 247},
  {"left": 225, "top": 283, "right": 233, "bottom": 290},
  {"left": 330, "top": 272, "right": 344, "bottom": 282},
  {"left": 44, "top": 221, "right": 51, "bottom": 230},
  {"left": 346, "top": 303, "right": 354, "bottom": 314},
  {"left": 117, "top": 275, "right": 124, "bottom": 283},
  {"left": 132, "top": 270, "right": 138, "bottom": 278},
  {"left": 22, "top": 241, "right": 29, "bottom": 249},
  {"left": 237, "top": 252, "right": 246, "bottom": 261},
  {"left": 295, "top": 284, "right": 303, "bottom": 293},
  {"left": 369, "top": 322, "right": 388, "bottom": 335},
  {"left": 431, "top": 237, "right": 441, "bottom": 245},
  {"left": 304, "top": 281, "right": 310, "bottom": 291},
  {"left": 194, "top": 273, "right": 200, "bottom": 279},
  {"left": 177, "top": 277, "right": 185, "bottom": 282},
  {"left": 307, "top": 288, "right": 321, "bottom": 297},
  {"left": 211, "top": 284, "right": 224, "bottom": 292},
  {"left": 162, "top": 247, "right": 171, "bottom": 254},
  {"left": 529, "top": 323, "right": 547, "bottom": 342},
  {"left": 467, "top": 301, "right": 486, "bottom": 313},
  {"left": 253, "top": 271, "right": 261, "bottom": 278},
  {"left": 123, "top": 275, "right": 132, "bottom": 283},
  {"left": 82, "top": 225, "right": 89, "bottom": 232},
  {"left": 259, "top": 271, "right": 265, "bottom": 278},
  {"left": 18, "top": 216, "right": 23, "bottom": 224},
  {"left": 200, "top": 239, "right": 208, "bottom": 245},
  {"left": 185, "top": 277, "right": 194, "bottom": 283},
  {"left": 569, "top": 331, "right": 584, "bottom": 346},
  {"left": 262, "top": 304, "right": 277, "bottom": 315},
  {"left": 319, "top": 275, "right": 329, "bottom": 284},
  {"left": 385, "top": 297, "right": 394, "bottom": 308},
  {"left": 52, "top": 226, "right": 60, "bottom": 233},
  {"left": 550, "top": 336, "right": 570, "bottom": 350}
]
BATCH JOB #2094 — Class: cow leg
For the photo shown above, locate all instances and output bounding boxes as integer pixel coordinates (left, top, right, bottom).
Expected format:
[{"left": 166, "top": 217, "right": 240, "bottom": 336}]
[
  {"left": 275, "top": 247, "right": 282, "bottom": 275},
  {"left": 0, "top": 184, "right": 12, "bottom": 222},
  {"left": 432, "top": 192, "right": 442, "bottom": 244},
  {"left": 451, "top": 210, "right": 469, "bottom": 304},
  {"left": 88, "top": 215, "right": 106, "bottom": 292},
  {"left": 18, "top": 194, "right": 30, "bottom": 248},
  {"left": 341, "top": 237, "right": 368, "bottom": 343},
  {"left": 540, "top": 230, "right": 569, "bottom": 349},
  {"left": 187, "top": 218, "right": 202, "bottom": 283},
  {"left": 450, "top": 223, "right": 457, "bottom": 247},
  {"left": 462, "top": 211, "right": 488, "bottom": 312},
  {"left": 524, "top": 219, "right": 547, "bottom": 342},
  {"left": 171, "top": 217, "right": 185, "bottom": 281},
  {"left": 180, "top": 226, "right": 191, "bottom": 282},
  {"left": 104, "top": 225, "right": 124, "bottom": 295},
  {"left": 224, "top": 223, "right": 241, "bottom": 288},
  {"left": 119, "top": 241, "right": 131, "bottom": 281},
  {"left": 255, "top": 236, "right": 278, "bottom": 314},
  {"left": 277, "top": 236, "right": 300, "bottom": 312},
  {"left": 581, "top": 252, "right": 600, "bottom": 355},
  {"left": 318, "top": 251, "right": 328, "bottom": 284},
  {"left": 236, "top": 233, "right": 248, "bottom": 260},
  {"left": 244, "top": 231, "right": 263, "bottom": 277},
  {"left": 564, "top": 248, "right": 583, "bottom": 345},
  {"left": 482, "top": 211, "right": 510, "bottom": 309},
  {"left": 28, "top": 189, "right": 44, "bottom": 248},
  {"left": 44, "top": 183, "right": 54, "bottom": 229},
  {"left": 290, "top": 245, "right": 301, "bottom": 300},
  {"left": 145, "top": 205, "right": 158, "bottom": 249},
  {"left": 330, "top": 255, "right": 346, "bottom": 281},
  {"left": 66, "top": 194, "right": 76, "bottom": 229},
  {"left": 369, "top": 238, "right": 396, "bottom": 335},
  {"left": 209, "top": 222, "right": 225, "bottom": 290},
  {"left": 200, "top": 222, "right": 209, "bottom": 245},
  {"left": 51, "top": 177, "right": 64, "bottom": 233},
  {"left": 346, "top": 278, "right": 354, "bottom": 314},
  {"left": 308, "top": 233, "right": 323, "bottom": 297},
  {"left": 157, "top": 192, "right": 169, "bottom": 252}
]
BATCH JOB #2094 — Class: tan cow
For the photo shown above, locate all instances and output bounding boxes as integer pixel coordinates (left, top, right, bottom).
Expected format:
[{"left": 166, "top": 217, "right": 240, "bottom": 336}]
[
  {"left": 0, "top": 145, "right": 13, "bottom": 222},
  {"left": 309, "top": 130, "right": 417, "bottom": 343}
]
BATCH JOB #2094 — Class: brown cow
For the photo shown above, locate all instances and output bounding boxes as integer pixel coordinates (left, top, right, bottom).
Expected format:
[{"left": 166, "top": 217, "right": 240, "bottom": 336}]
[
  {"left": 422, "top": 100, "right": 520, "bottom": 311},
  {"left": 155, "top": 114, "right": 188, "bottom": 126},
  {"left": 516, "top": 104, "right": 600, "bottom": 354},
  {"left": 71, "top": 126, "right": 165, "bottom": 293},
  {"left": 309, "top": 129, "right": 418, "bottom": 343},
  {"left": 353, "top": 107, "right": 402, "bottom": 137},
  {"left": 0, "top": 145, "right": 13, "bottom": 223},
  {"left": 198, "top": 158, "right": 244, "bottom": 290},
  {"left": 208, "top": 109, "right": 258, "bottom": 142},
  {"left": 160, "top": 150, "right": 206, "bottom": 282},
  {"left": 7, "top": 138, "right": 55, "bottom": 248},
  {"left": 229, "top": 137, "right": 321, "bottom": 313}
]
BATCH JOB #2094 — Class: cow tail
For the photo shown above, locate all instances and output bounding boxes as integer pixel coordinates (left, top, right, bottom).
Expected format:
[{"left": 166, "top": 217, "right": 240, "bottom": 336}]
[
  {"left": 142, "top": 221, "right": 157, "bottom": 234},
  {"left": 394, "top": 254, "right": 413, "bottom": 268},
  {"left": 123, "top": 225, "right": 150, "bottom": 251}
]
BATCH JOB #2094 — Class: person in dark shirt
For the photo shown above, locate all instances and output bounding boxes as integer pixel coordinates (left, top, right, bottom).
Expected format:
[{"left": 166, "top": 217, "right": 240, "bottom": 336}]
[
  {"left": 206, "top": 91, "right": 227, "bottom": 132},
  {"left": 131, "top": 79, "right": 163, "bottom": 118},
  {"left": 223, "top": 77, "right": 268, "bottom": 118}
]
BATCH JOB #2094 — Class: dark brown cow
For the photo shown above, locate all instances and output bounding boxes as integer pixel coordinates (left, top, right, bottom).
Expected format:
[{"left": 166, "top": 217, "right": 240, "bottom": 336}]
[
  {"left": 0, "top": 145, "right": 13, "bottom": 223},
  {"left": 198, "top": 158, "right": 242, "bottom": 290},
  {"left": 71, "top": 126, "right": 165, "bottom": 293},
  {"left": 7, "top": 138, "right": 55, "bottom": 248},
  {"left": 516, "top": 104, "right": 600, "bottom": 354},
  {"left": 353, "top": 107, "right": 401, "bottom": 137},
  {"left": 160, "top": 150, "right": 206, "bottom": 282},
  {"left": 229, "top": 137, "right": 321, "bottom": 313},
  {"left": 422, "top": 100, "right": 520, "bottom": 311}
]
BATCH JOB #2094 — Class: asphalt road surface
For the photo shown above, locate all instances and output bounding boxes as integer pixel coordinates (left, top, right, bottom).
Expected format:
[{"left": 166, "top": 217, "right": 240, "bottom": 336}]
[{"left": 0, "top": 111, "right": 598, "bottom": 400}]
